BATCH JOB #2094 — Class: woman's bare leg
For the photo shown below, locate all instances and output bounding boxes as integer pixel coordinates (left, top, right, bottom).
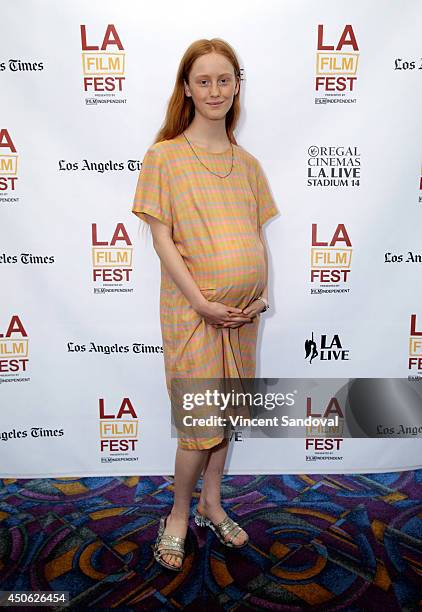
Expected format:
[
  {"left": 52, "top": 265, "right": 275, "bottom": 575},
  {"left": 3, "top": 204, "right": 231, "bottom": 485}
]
[
  {"left": 197, "top": 438, "right": 248, "bottom": 545},
  {"left": 161, "top": 446, "right": 208, "bottom": 568}
]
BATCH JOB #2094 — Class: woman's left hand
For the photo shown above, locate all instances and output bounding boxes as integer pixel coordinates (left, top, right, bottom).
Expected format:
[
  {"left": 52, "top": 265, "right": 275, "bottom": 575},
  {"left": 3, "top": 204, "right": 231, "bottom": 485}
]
[{"left": 223, "top": 299, "right": 265, "bottom": 327}]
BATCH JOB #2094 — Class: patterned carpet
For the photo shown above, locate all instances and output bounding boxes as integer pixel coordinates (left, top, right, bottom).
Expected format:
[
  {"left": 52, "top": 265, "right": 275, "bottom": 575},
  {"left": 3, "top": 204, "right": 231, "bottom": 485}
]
[{"left": 0, "top": 471, "right": 421, "bottom": 611}]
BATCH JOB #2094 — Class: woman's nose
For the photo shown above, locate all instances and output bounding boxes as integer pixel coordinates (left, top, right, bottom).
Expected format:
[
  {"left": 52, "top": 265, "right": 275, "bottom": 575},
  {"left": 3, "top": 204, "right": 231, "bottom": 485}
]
[{"left": 210, "top": 82, "right": 221, "bottom": 95}]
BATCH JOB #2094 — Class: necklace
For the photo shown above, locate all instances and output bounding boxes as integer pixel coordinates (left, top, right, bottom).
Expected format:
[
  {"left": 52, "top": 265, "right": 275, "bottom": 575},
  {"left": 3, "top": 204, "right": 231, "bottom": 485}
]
[{"left": 182, "top": 131, "right": 234, "bottom": 179}]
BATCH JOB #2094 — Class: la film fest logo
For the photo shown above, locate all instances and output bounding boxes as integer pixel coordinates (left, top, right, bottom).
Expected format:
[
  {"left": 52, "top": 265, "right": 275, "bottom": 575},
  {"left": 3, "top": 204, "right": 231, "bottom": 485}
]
[
  {"left": 310, "top": 223, "right": 352, "bottom": 294},
  {"left": 304, "top": 393, "right": 344, "bottom": 461},
  {"left": 99, "top": 397, "right": 139, "bottom": 461},
  {"left": 0, "top": 315, "right": 29, "bottom": 382},
  {"left": 304, "top": 331, "right": 350, "bottom": 363},
  {"left": 80, "top": 24, "right": 126, "bottom": 105},
  {"left": 408, "top": 314, "right": 422, "bottom": 377},
  {"left": 91, "top": 223, "right": 134, "bottom": 294},
  {"left": 0, "top": 128, "right": 19, "bottom": 205},
  {"left": 307, "top": 146, "right": 361, "bottom": 187},
  {"left": 315, "top": 24, "right": 359, "bottom": 104}
]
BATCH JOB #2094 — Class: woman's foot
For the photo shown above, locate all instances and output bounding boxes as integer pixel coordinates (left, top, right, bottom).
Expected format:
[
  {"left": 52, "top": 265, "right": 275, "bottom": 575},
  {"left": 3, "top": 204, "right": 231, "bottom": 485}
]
[
  {"left": 159, "top": 511, "right": 189, "bottom": 569},
  {"left": 196, "top": 501, "right": 248, "bottom": 546}
]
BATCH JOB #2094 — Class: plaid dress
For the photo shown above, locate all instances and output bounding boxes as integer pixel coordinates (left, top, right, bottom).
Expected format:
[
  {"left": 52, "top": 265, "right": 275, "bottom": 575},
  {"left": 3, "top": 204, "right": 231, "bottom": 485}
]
[{"left": 132, "top": 133, "right": 279, "bottom": 449}]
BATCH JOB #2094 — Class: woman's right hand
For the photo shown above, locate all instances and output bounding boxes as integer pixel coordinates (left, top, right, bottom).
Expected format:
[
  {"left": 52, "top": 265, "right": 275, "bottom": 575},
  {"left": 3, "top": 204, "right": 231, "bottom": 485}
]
[{"left": 194, "top": 300, "right": 253, "bottom": 329}]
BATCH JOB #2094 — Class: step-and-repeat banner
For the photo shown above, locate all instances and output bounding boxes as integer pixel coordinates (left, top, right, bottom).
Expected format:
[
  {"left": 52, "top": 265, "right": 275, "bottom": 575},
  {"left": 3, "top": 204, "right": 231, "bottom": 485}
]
[{"left": 1, "top": 0, "right": 422, "bottom": 476}]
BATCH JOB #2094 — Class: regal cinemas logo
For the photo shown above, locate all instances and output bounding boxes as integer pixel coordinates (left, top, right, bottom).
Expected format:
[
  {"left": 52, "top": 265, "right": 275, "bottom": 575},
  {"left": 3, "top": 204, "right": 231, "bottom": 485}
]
[
  {"left": 99, "top": 397, "right": 139, "bottom": 460},
  {"left": 305, "top": 331, "right": 350, "bottom": 363},
  {"left": 315, "top": 24, "right": 359, "bottom": 103},
  {"left": 304, "top": 393, "right": 344, "bottom": 459},
  {"left": 408, "top": 314, "right": 422, "bottom": 377},
  {"left": 0, "top": 315, "right": 29, "bottom": 381},
  {"left": 310, "top": 223, "right": 352, "bottom": 294},
  {"left": 81, "top": 24, "right": 126, "bottom": 104},
  {"left": 307, "top": 145, "right": 360, "bottom": 187},
  {"left": 92, "top": 223, "right": 133, "bottom": 294},
  {"left": 0, "top": 129, "right": 19, "bottom": 204}
]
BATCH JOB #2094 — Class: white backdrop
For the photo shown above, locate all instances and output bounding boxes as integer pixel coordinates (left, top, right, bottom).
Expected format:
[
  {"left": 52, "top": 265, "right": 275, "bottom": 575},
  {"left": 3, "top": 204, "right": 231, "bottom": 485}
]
[{"left": 1, "top": 0, "right": 422, "bottom": 476}]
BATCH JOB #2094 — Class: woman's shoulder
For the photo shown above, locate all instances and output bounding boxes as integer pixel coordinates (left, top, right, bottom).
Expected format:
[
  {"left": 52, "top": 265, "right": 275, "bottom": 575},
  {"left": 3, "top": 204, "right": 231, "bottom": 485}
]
[
  {"left": 145, "top": 139, "right": 174, "bottom": 155},
  {"left": 235, "top": 143, "right": 262, "bottom": 171},
  {"left": 139, "top": 139, "right": 180, "bottom": 171},
  {"left": 149, "top": 133, "right": 188, "bottom": 150}
]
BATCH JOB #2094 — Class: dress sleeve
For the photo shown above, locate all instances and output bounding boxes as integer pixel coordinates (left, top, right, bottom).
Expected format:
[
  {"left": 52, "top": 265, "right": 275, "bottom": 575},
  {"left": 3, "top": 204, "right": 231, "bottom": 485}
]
[
  {"left": 255, "top": 159, "right": 279, "bottom": 228},
  {"left": 132, "top": 146, "right": 173, "bottom": 229}
]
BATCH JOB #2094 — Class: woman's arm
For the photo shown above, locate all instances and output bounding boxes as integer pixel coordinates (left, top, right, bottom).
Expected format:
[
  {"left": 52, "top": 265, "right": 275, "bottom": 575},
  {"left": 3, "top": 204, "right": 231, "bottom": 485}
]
[
  {"left": 146, "top": 214, "right": 206, "bottom": 312},
  {"left": 143, "top": 214, "right": 251, "bottom": 327},
  {"left": 258, "top": 227, "right": 269, "bottom": 301},
  {"left": 242, "top": 227, "right": 268, "bottom": 318}
]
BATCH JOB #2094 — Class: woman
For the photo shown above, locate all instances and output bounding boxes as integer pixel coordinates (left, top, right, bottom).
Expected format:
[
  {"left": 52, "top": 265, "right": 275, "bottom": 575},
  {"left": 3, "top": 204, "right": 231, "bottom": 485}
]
[{"left": 132, "top": 38, "right": 279, "bottom": 571}]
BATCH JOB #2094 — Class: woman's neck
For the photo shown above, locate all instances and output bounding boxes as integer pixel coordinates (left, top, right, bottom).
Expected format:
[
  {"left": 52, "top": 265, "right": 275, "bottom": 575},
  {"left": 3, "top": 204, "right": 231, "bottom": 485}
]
[{"left": 183, "top": 118, "right": 230, "bottom": 152}]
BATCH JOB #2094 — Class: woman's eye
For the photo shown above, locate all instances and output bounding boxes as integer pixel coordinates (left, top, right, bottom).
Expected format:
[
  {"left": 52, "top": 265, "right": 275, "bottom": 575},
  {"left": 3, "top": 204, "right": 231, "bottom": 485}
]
[{"left": 198, "top": 79, "right": 230, "bottom": 86}]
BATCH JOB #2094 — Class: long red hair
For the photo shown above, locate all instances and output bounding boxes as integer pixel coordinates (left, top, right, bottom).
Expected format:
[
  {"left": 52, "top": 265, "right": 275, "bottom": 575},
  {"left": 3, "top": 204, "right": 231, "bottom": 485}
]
[
  {"left": 137, "top": 38, "right": 242, "bottom": 236},
  {"left": 153, "top": 37, "right": 241, "bottom": 144}
]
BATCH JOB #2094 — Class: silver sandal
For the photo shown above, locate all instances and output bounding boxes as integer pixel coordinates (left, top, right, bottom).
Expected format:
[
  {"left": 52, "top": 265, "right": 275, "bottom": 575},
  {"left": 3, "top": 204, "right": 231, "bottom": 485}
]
[
  {"left": 194, "top": 507, "right": 249, "bottom": 548},
  {"left": 153, "top": 515, "right": 186, "bottom": 571}
]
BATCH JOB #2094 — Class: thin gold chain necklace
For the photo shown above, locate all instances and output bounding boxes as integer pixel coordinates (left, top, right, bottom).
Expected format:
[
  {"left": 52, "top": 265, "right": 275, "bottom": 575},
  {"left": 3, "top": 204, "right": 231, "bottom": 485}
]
[{"left": 182, "top": 131, "right": 234, "bottom": 179}]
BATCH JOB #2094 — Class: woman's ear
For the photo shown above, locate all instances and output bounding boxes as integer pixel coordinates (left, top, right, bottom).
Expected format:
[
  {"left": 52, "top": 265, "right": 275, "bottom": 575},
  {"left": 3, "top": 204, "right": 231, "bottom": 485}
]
[
  {"left": 183, "top": 79, "right": 191, "bottom": 97},
  {"left": 234, "top": 76, "right": 240, "bottom": 96}
]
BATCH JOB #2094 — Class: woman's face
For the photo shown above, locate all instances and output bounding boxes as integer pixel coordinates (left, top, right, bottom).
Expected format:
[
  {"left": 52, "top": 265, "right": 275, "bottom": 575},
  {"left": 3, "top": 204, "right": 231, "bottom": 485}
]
[{"left": 184, "top": 52, "right": 239, "bottom": 120}]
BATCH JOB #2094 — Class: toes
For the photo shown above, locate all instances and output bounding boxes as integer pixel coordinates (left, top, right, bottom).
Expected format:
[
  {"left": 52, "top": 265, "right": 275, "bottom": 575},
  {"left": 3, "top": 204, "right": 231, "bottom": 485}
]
[
  {"left": 226, "top": 530, "right": 247, "bottom": 545},
  {"left": 162, "top": 553, "right": 180, "bottom": 567}
]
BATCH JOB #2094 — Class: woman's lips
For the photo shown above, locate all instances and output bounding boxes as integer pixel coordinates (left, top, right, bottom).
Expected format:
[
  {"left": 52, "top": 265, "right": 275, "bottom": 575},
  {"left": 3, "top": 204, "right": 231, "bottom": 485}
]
[{"left": 207, "top": 101, "right": 223, "bottom": 106}]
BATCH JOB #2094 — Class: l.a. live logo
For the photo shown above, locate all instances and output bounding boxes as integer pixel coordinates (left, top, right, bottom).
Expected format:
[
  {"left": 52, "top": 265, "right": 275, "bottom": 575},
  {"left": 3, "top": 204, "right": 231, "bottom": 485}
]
[{"left": 305, "top": 331, "right": 350, "bottom": 363}]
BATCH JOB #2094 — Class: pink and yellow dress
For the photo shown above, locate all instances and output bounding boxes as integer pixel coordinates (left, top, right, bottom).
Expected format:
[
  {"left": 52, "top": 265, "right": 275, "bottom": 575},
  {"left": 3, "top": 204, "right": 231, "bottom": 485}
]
[{"left": 132, "top": 133, "right": 279, "bottom": 449}]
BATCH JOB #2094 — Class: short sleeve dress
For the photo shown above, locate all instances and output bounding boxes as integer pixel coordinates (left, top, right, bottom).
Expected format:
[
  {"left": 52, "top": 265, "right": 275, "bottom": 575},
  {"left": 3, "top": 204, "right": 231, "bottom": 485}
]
[{"left": 132, "top": 133, "right": 279, "bottom": 450}]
